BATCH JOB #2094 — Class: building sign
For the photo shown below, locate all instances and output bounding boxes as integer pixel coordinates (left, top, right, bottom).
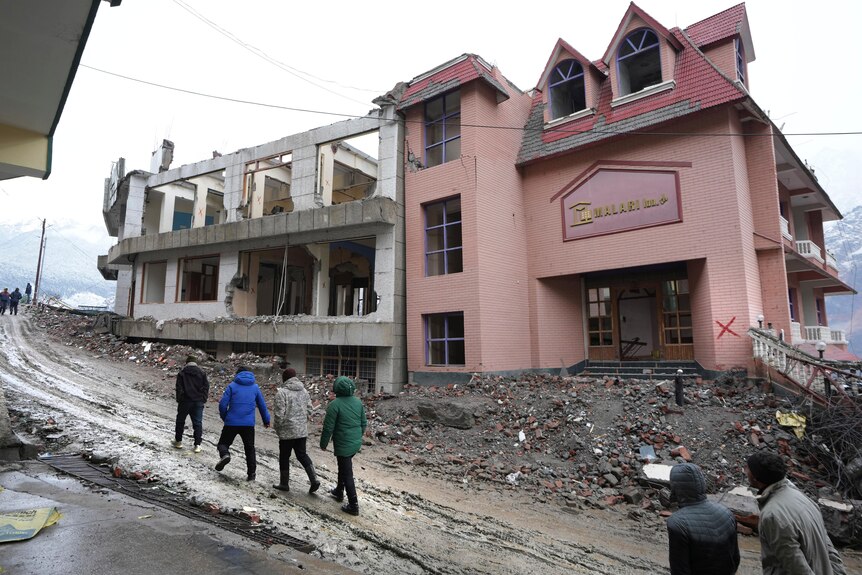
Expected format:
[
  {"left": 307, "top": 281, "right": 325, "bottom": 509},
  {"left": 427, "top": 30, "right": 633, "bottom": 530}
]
[{"left": 561, "top": 169, "right": 681, "bottom": 240}]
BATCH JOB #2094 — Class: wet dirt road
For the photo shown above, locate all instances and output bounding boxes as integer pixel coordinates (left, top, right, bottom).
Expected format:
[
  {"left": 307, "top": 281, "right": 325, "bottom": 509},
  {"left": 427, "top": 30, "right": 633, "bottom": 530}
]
[{"left": 1, "top": 312, "right": 771, "bottom": 574}]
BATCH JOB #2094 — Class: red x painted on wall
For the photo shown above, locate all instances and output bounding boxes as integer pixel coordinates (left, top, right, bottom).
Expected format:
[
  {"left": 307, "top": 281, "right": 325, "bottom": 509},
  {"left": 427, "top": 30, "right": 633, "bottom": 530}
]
[{"left": 715, "top": 317, "right": 740, "bottom": 338}]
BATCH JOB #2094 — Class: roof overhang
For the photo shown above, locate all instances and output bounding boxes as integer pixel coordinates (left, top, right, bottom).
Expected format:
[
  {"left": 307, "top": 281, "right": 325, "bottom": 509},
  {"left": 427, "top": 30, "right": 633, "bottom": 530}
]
[{"left": 0, "top": 0, "right": 106, "bottom": 180}]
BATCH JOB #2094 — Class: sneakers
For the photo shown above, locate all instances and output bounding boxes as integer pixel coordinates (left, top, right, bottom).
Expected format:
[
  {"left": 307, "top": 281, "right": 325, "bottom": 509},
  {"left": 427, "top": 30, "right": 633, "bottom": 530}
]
[
  {"left": 329, "top": 488, "right": 344, "bottom": 502},
  {"left": 193, "top": 444, "right": 202, "bottom": 454},
  {"left": 341, "top": 503, "right": 359, "bottom": 516},
  {"left": 172, "top": 440, "right": 182, "bottom": 449},
  {"left": 214, "top": 454, "right": 231, "bottom": 471}
]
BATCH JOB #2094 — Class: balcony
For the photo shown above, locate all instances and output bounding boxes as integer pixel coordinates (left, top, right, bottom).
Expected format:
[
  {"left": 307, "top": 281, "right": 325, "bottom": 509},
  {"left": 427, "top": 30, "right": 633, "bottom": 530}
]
[
  {"left": 795, "top": 240, "right": 824, "bottom": 264},
  {"left": 780, "top": 216, "right": 792, "bottom": 240},
  {"left": 792, "top": 322, "right": 846, "bottom": 344},
  {"left": 826, "top": 249, "right": 838, "bottom": 270}
]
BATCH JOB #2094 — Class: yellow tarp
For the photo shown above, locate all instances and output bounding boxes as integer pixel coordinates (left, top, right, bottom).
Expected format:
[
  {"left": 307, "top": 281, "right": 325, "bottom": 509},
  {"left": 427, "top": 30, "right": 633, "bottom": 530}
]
[
  {"left": 776, "top": 410, "right": 807, "bottom": 439},
  {"left": 0, "top": 507, "right": 62, "bottom": 543}
]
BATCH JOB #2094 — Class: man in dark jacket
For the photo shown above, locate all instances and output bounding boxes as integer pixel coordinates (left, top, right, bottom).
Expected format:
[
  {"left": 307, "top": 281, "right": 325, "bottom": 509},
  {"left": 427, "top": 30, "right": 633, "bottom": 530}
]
[
  {"left": 320, "top": 376, "right": 367, "bottom": 516},
  {"left": 746, "top": 451, "right": 846, "bottom": 575},
  {"left": 174, "top": 355, "right": 210, "bottom": 453},
  {"left": 667, "top": 462, "right": 740, "bottom": 575},
  {"left": 216, "top": 366, "right": 270, "bottom": 481},
  {"left": 9, "top": 288, "right": 22, "bottom": 315}
]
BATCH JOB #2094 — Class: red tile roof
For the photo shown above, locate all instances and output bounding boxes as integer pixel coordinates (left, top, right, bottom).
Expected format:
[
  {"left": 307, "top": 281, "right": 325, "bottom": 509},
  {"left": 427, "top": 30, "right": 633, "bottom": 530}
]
[
  {"left": 397, "top": 54, "right": 510, "bottom": 110},
  {"left": 518, "top": 24, "right": 747, "bottom": 165},
  {"left": 685, "top": 3, "right": 746, "bottom": 48}
]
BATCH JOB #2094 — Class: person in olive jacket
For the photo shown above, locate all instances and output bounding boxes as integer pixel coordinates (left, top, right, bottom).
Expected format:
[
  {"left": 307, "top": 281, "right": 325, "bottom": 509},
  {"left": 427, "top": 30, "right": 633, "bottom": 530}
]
[
  {"left": 667, "top": 462, "right": 740, "bottom": 575},
  {"left": 215, "top": 366, "right": 270, "bottom": 481},
  {"left": 319, "top": 376, "right": 367, "bottom": 516}
]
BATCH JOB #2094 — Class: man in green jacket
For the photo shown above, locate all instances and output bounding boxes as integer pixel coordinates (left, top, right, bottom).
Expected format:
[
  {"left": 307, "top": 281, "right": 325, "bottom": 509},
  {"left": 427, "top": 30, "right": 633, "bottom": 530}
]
[
  {"left": 320, "top": 376, "right": 367, "bottom": 516},
  {"left": 746, "top": 451, "right": 846, "bottom": 575}
]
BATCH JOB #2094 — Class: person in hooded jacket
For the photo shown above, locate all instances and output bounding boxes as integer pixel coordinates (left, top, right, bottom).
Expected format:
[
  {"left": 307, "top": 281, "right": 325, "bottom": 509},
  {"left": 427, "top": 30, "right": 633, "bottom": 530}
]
[
  {"left": 0, "top": 288, "right": 10, "bottom": 315},
  {"left": 667, "top": 462, "right": 740, "bottom": 575},
  {"left": 215, "top": 366, "right": 270, "bottom": 481},
  {"left": 271, "top": 367, "right": 320, "bottom": 493},
  {"left": 320, "top": 376, "right": 367, "bottom": 516}
]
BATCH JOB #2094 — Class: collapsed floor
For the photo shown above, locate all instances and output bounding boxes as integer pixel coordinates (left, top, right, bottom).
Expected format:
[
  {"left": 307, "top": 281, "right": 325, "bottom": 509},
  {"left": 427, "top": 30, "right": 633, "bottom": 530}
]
[{"left": 21, "top": 306, "right": 862, "bottom": 548}]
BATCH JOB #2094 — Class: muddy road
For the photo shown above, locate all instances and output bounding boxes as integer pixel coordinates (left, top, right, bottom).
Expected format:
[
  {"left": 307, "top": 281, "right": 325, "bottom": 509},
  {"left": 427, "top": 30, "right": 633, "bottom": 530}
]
[{"left": 1, "top": 311, "right": 770, "bottom": 574}]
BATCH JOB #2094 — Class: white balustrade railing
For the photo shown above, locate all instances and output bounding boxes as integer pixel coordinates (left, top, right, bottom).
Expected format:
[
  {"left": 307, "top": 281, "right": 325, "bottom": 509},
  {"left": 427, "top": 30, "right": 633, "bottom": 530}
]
[
  {"left": 750, "top": 328, "right": 827, "bottom": 392},
  {"left": 780, "top": 216, "right": 792, "bottom": 240},
  {"left": 790, "top": 321, "right": 803, "bottom": 343},
  {"left": 796, "top": 240, "right": 824, "bottom": 263},
  {"left": 830, "top": 329, "right": 847, "bottom": 344},
  {"left": 803, "top": 326, "right": 831, "bottom": 342}
]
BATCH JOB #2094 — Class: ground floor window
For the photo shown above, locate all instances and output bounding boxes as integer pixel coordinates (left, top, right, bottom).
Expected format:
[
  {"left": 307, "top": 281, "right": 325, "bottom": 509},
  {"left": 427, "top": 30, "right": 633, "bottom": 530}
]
[
  {"left": 662, "top": 279, "right": 692, "bottom": 344},
  {"left": 142, "top": 261, "right": 166, "bottom": 303},
  {"left": 306, "top": 345, "right": 376, "bottom": 393},
  {"left": 587, "top": 287, "right": 613, "bottom": 346},
  {"left": 425, "top": 312, "right": 465, "bottom": 365},
  {"left": 178, "top": 256, "right": 219, "bottom": 302}
]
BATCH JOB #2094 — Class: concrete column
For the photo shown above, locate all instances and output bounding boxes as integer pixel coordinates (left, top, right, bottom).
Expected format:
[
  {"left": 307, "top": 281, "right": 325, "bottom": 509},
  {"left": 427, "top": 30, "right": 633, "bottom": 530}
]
[
  {"left": 306, "top": 244, "right": 330, "bottom": 316},
  {"left": 123, "top": 174, "right": 147, "bottom": 239},
  {"left": 318, "top": 145, "right": 334, "bottom": 206},
  {"left": 223, "top": 153, "right": 244, "bottom": 223},
  {"left": 189, "top": 177, "right": 208, "bottom": 228},
  {"left": 158, "top": 188, "right": 174, "bottom": 233},
  {"left": 249, "top": 172, "right": 264, "bottom": 219},
  {"left": 290, "top": 145, "right": 318, "bottom": 211}
]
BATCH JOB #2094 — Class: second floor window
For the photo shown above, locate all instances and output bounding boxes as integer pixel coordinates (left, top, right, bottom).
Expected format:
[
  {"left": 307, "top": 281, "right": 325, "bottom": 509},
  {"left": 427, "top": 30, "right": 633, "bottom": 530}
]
[
  {"left": 425, "top": 90, "right": 460, "bottom": 167},
  {"left": 617, "top": 28, "right": 661, "bottom": 95},
  {"left": 549, "top": 59, "right": 586, "bottom": 120},
  {"left": 735, "top": 38, "right": 746, "bottom": 85},
  {"left": 425, "top": 197, "right": 462, "bottom": 276}
]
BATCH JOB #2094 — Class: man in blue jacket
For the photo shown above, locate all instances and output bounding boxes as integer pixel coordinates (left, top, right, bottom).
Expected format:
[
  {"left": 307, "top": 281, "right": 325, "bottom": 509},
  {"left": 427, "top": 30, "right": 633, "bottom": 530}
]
[{"left": 215, "top": 366, "right": 270, "bottom": 481}]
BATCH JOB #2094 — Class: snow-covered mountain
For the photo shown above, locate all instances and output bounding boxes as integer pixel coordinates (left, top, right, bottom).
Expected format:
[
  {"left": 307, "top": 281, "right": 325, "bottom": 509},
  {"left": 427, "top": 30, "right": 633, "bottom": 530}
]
[
  {"left": 0, "top": 219, "right": 115, "bottom": 309},
  {"left": 825, "top": 204, "right": 862, "bottom": 357}
]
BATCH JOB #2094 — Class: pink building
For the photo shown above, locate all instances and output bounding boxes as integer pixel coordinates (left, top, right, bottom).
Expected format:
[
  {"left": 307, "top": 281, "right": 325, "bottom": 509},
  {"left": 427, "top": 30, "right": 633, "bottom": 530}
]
[{"left": 397, "top": 3, "right": 853, "bottom": 383}]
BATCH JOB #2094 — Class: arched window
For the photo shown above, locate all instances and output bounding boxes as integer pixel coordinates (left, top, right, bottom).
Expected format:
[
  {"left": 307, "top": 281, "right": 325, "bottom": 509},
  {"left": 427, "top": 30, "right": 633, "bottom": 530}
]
[
  {"left": 617, "top": 29, "right": 661, "bottom": 95},
  {"left": 548, "top": 59, "right": 586, "bottom": 120}
]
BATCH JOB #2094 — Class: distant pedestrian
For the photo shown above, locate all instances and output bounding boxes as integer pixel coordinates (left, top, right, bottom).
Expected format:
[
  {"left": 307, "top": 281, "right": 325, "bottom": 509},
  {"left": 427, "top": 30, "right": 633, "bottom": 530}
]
[
  {"left": 215, "top": 366, "right": 270, "bottom": 481},
  {"left": 0, "top": 288, "right": 10, "bottom": 315},
  {"left": 667, "top": 462, "right": 739, "bottom": 575},
  {"left": 271, "top": 368, "right": 320, "bottom": 493},
  {"left": 9, "top": 288, "right": 22, "bottom": 315},
  {"left": 24, "top": 282, "right": 31, "bottom": 304},
  {"left": 746, "top": 451, "right": 847, "bottom": 575},
  {"left": 173, "top": 355, "right": 209, "bottom": 453},
  {"left": 320, "top": 376, "right": 367, "bottom": 516}
]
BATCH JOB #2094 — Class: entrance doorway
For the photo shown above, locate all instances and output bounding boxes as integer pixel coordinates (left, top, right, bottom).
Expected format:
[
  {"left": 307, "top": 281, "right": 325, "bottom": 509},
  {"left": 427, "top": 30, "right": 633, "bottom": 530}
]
[{"left": 586, "top": 272, "right": 693, "bottom": 361}]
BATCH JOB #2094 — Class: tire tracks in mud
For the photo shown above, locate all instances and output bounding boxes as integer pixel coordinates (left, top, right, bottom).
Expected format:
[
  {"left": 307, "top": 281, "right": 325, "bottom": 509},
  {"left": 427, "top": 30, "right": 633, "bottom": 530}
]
[{"left": 0, "top": 313, "right": 669, "bottom": 575}]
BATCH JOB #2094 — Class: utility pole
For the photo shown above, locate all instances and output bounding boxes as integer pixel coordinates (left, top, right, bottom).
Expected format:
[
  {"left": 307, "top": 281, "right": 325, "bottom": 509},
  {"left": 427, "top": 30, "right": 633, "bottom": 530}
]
[{"left": 33, "top": 219, "right": 46, "bottom": 305}]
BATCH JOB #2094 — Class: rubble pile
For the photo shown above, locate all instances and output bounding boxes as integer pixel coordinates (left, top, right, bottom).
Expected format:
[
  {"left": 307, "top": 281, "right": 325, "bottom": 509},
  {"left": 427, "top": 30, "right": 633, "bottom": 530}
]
[{"left": 34, "top": 306, "right": 862, "bottom": 544}]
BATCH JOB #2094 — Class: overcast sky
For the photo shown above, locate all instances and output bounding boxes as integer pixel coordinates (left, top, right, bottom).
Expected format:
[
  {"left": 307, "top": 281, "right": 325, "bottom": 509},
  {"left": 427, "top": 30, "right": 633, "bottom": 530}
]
[{"left": 2, "top": 0, "right": 860, "bottom": 240}]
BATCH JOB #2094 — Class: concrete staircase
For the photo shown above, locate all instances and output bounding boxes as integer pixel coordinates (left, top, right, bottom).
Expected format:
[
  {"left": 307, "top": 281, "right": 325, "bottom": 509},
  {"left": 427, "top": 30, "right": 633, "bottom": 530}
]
[{"left": 577, "top": 360, "right": 701, "bottom": 380}]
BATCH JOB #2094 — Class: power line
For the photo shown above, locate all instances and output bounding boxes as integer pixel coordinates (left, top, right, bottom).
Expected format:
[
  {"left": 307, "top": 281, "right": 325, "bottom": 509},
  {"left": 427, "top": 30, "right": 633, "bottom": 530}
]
[
  {"left": 171, "top": 0, "right": 379, "bottom": 106},
  {"left": 80, "top": 64, "right": 862, "bottom": 139}
]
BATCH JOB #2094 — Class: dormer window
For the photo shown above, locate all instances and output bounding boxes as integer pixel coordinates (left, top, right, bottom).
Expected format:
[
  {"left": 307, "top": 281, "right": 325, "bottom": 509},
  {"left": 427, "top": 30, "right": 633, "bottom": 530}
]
[
  {"left": 549, "top": 59, "right": 586, "bottom": 120},
  {"left": 617, "top": 29, "right": 661, "bottom": 95},
  {"left": 735, "top": 38, "right": 746, "bottom": 85}
]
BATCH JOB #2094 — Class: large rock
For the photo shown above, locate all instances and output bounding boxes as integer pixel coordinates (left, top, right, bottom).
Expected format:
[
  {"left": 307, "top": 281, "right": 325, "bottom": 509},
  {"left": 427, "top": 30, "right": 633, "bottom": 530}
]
[{"left": 416, "top": 400, "right": 475, "bottom": 429}]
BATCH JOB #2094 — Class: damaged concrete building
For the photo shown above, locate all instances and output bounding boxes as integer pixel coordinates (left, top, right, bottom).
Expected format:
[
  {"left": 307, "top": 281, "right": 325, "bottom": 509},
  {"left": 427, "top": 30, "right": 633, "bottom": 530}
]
[{"left": 99, "top": 106, "right": 405, "bottom": 392}]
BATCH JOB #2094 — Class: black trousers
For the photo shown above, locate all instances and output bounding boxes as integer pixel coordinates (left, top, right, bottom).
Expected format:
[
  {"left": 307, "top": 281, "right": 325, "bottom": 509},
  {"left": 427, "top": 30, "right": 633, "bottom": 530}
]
[
  {"left": 175, "top": 401, "right": 204, "bottom": 445},
  {"left": 9, "top": 301, "right": 18, "bottom": 315},
  {"left": 278, "top": 437, "right": 314, "bottom": 472},
  {"left": 333, "top": 454, "right": 357, "bottom": 505},
  {"left": 217, "top": 425, "right": 256, "bottom": 475}
]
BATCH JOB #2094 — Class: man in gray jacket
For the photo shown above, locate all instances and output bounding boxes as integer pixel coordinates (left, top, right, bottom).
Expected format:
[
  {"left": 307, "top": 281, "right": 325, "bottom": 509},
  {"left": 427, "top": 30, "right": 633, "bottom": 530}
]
[
  {"left": 271, "top": 368, "right": 320, "bottom": 493},
  {"left": 746, "top": 451, "right": 846, "bottom": 575}
]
